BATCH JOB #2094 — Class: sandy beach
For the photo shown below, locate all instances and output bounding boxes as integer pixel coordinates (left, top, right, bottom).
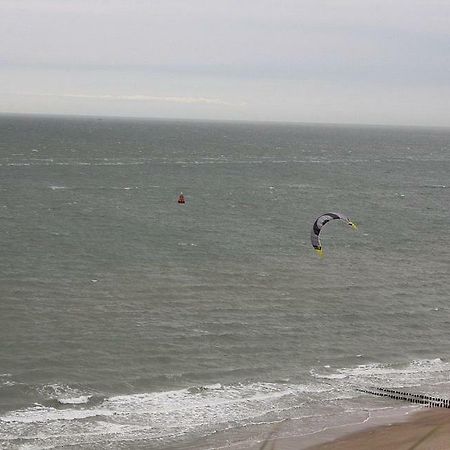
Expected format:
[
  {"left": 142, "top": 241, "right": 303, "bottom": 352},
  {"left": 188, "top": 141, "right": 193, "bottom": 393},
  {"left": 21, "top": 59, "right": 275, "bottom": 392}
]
[{"left": 254, "top": 408, "right": 450, "bottom": 450}]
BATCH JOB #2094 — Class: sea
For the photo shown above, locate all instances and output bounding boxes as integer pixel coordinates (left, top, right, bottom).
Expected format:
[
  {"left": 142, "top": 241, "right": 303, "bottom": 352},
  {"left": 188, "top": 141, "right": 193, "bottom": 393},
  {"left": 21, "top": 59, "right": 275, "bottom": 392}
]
[{"left": 0, "top": 114, "right": 449, "bottom": 449}]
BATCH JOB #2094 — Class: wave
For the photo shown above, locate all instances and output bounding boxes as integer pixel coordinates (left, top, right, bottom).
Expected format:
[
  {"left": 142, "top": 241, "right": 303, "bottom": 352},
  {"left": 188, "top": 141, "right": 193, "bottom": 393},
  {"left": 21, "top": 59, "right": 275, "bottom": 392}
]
[
  {"left": 48, "top": 185, "right": 66, "bottom": 190},
  {"left": 312, "top": 358, "right": 450, "bottom": 391},
  {"left": 57, "top": 395, "right": 92, "bottom": 405},
  {"left": 0, "top": 373, "right": 17, "bottom": 388},
  {"left": 1, "top": 360, "right": 448, "bottom": 448},
  {"left": 422, "top": 184, "right": 448, "bottom": 189},
  {"left": 0, "top": 381, "right": 325, "bottom": 447},
  {"left": 0, "top": 160, "right": 147, "bottom": 167}
]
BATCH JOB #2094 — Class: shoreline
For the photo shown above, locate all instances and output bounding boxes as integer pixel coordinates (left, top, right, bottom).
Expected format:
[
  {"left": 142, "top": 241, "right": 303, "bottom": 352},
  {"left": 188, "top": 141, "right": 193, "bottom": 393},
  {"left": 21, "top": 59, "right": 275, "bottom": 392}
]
[
  {"left": 308, "top": 408, "right": 450, "bottom": 449},
  {"left": 244, "top": 407, "right": 450, "bottom": 450}
]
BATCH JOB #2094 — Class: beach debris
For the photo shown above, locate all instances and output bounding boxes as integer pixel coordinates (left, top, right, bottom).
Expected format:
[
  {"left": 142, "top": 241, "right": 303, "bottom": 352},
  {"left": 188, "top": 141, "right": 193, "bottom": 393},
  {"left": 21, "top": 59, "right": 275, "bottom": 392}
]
[
  {"left": 311, "top": 212, "right": 357, "bottom": 256},
  {"left": 357, "top": 386, "right": 450, "bottom": 408}
]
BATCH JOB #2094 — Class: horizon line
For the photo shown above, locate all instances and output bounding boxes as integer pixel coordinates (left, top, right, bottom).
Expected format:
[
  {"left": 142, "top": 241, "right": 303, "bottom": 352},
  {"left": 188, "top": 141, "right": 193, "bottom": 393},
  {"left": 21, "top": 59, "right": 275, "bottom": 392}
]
[{"left": 1, "top": 110, "right": 449, "bottom": 131}]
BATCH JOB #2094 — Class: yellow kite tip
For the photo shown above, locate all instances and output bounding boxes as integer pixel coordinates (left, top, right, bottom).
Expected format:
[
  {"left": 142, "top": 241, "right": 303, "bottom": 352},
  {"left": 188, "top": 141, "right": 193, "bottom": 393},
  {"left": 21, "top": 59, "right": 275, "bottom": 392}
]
[
  {"left": 315, "top": 248, "right": 324, "bottom": 257},
  {"left": 349, "top": 221, "right": 358, "bottom": 230}
]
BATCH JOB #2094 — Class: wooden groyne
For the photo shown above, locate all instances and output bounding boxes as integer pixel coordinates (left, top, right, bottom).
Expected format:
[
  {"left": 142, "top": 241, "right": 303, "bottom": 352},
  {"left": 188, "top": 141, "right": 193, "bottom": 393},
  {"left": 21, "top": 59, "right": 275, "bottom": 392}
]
[{"left": 357, "top": 387, "right": 450, "bottom": 408}]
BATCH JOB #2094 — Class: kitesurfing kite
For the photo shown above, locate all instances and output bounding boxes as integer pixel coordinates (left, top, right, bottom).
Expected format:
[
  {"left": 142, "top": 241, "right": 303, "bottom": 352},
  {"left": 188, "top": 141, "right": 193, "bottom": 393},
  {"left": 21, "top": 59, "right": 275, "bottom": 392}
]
[{"left": 311, "top": 212, "right": 357, "bottom": 256}]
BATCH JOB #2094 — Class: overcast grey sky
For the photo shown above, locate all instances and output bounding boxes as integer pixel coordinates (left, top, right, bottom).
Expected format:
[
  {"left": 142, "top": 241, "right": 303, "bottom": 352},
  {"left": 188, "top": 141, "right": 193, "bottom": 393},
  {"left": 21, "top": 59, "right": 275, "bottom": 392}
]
[{"left": 1, "top": 0, "right": 449, "bottom": 126}]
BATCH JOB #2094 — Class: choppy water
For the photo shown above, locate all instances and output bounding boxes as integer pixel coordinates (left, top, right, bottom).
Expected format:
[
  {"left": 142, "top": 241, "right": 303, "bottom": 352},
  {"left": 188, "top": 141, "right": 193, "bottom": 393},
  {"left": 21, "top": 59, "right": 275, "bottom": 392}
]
[{"left": 0, "top": 115, "right": 449, "bottom": 449}]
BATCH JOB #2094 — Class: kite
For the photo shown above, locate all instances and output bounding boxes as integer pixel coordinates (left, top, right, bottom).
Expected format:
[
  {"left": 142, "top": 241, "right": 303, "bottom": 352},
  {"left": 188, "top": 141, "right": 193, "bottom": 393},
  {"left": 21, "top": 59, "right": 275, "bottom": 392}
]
[{"left": 311, "top": 212, "right": 357, "bottom": 256}]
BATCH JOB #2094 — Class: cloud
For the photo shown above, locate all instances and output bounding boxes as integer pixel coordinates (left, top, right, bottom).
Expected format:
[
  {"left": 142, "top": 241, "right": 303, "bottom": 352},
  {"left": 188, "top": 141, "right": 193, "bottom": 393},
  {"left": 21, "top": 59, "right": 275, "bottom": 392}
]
[{"left": 14, "top": 92, "right": 247, "bottom": 107}]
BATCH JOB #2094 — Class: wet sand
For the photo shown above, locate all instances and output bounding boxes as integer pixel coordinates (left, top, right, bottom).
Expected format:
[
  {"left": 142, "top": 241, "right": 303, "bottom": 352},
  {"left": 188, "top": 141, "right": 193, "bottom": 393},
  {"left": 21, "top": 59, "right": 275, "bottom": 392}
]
[
  {"left": 254, "top": 408, "right": 450, "bottom": 450},
  {"left": 308, "top": 408, "right": 450, "bottom": 449}
]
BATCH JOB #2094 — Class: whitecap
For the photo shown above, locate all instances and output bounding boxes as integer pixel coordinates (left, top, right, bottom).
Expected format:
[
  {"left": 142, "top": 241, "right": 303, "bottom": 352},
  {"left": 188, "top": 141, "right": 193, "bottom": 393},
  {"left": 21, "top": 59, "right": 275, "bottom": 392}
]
[
  {"left": 57, "top": 395, "right": 92, "bottom": 405},
  {"left": 49, "top": 186, "right": 66, "bottom": 190},
  {"left": 1, "top": 405, "right": 112, "bottom": 423},
  {"left": 0, "top": 381, "right": 335, "bottom": 447},
  {"left": 320, "top": 358, "right": 450, "bottom": 389}
]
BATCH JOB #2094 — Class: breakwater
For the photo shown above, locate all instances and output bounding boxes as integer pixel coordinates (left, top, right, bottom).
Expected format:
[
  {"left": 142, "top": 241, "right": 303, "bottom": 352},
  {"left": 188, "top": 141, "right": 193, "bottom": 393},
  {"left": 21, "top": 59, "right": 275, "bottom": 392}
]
[{"left": 358, "top": 387, "right": 450, "bottom": 408}]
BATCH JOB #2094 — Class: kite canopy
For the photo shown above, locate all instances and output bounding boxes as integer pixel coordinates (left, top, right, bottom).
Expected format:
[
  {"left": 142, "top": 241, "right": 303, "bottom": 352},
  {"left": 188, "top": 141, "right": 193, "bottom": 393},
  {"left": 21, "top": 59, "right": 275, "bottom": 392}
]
[{"left": 311, "top": 212, "right": 357, "bottom": 256}]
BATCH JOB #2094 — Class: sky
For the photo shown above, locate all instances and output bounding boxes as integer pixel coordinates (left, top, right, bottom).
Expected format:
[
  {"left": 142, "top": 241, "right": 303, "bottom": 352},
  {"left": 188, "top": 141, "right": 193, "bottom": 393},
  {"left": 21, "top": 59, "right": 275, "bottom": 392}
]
[{"left": 1, "top": 0, "right": 449, "bottom": 126}]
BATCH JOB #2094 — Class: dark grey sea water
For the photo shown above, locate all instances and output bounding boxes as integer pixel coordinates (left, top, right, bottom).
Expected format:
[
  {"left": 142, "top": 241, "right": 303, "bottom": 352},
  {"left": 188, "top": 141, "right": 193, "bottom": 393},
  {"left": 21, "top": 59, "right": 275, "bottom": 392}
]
[{"left": 0, "top": 115, "right": 449, "bottom": 449}]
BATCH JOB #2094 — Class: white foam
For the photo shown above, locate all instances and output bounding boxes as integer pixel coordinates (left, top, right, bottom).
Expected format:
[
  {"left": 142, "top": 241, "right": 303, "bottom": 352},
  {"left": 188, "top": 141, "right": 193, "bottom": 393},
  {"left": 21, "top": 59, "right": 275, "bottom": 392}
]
[
  {"left": 0, "top": 381, "right": 324, "bottom": 446},
  {"left": 206, "top": 383, "right": 222, "bottom": 390},
  {"left": 1, "top": 405, "right": 112, "bottom": 423},
  {"left": 313, "top": 358, "right": 450, "bottom": 389},
  {"left": 315, "top": 373, "right": 347, "bottom": 380},
  {"left": 49, "top": 185, "right": 66, "bottom": 190},
  {"left": 36, "top": 383, "right": 92, "bottom": 404},
  {"left": 58, "top": 395, "right": 92, "bottom": 405},
  {"left": 4, "top": 373, "right": 431, "bottom": 448}
]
